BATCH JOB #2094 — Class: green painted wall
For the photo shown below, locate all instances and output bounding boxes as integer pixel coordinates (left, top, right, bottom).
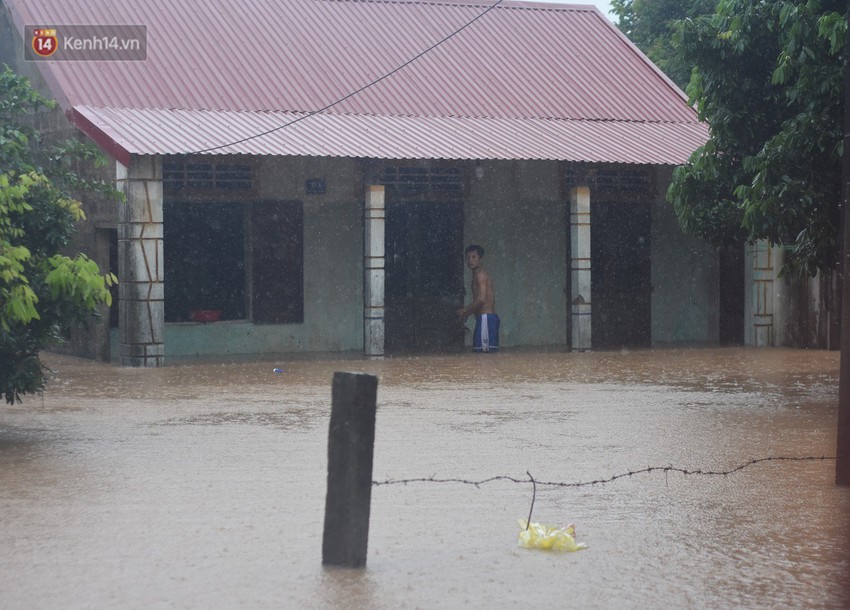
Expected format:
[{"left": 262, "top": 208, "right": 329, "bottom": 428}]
[
  {"left": 464, "top": 160, "right": 568, "bottom": 348},
  {"left": 162, "top": 156, "right": 364, "bottom": 358},
  {"left": 93, "top": 154, "right": 718, "bottom": 361},
  {"left": 465, "top": 162, "right": 719, "bottom": 350}
]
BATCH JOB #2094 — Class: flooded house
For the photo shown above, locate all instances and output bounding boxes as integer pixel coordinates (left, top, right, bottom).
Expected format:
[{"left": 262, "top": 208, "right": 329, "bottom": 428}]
[{"left": 3, "top": 0, "right": 730, "bottom": 364}]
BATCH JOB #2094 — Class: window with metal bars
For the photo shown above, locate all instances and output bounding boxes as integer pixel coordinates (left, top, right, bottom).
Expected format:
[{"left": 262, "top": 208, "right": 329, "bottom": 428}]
[
  {"left": 163, "top": 159, "right": 253, "bottom": 190},
  {"left": 379, "top": 165, "right": 464, "bottom": 198},
  {"left": 564, "top": 166, "right": 652, "bottom": 196},
  {"left": 162, "top": 200, "right": 304, "bottom": 324}
]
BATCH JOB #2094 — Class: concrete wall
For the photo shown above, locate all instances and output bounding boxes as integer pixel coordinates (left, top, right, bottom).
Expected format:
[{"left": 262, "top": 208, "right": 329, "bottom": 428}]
[
  {"left": 464, "top": 160, "right": 568, "bottom": 348},
  {"left": 743, "top": 242, "right": 840, "bottom": 349},
  {"left": 781, "top": 266, "right": 841, "bottom": 349},
  {"left": 650, "top": 166, "right": 719, "bottom": 345},
  {"left": 464, "top": 162, "right": 721, "bottom": 349}
]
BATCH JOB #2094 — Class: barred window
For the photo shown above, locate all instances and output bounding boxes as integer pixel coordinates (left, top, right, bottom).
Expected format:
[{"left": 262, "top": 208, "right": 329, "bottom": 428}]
[
  {"left": 163, "top": 159, "right": 253, "bottom": 190},
  {"left": 564, "top": 166, "right": 652, "bottom": 196},
  {"left": 380, "top": 165, "right": 464, "bottom": 198}
]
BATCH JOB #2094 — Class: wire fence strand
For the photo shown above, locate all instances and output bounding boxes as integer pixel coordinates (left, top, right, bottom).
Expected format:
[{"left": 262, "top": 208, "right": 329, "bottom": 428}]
[{"left": 372, "top": 455, "right": 842, "bottom": 489}]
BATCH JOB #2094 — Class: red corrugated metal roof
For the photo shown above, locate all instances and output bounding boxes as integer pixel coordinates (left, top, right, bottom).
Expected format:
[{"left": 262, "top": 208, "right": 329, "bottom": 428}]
[
  {"left": 73, "top": 105, "right": 707, "bottom": 165},
  {"left": 5, "top": 0, "right": 707, "bottom": 164}
]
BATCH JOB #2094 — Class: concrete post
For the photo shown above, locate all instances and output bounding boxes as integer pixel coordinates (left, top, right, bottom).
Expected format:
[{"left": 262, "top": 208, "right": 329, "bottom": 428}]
[
  {"left": 364, "top": 185, "right": 385, "bottom": 357},
  {"left": 322, "top": 372, "right": 378, "bottom": 568},
  {"left": 116, "top": 156, "right": 165, "bottom": 367},
  {"left": 570, "top": 186, "right": 592, "bottom": 350}
]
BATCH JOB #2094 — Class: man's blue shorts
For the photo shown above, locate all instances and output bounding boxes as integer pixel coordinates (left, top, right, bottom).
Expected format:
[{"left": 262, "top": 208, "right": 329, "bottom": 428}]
[{"left": 473, "top": 313, "right": 500, "bottom": 353}]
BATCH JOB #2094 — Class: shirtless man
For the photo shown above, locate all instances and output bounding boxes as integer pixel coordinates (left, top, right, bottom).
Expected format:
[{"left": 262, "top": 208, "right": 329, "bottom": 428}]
[{"left": 457, "top": 244, "right": 500, "bottom": 353}]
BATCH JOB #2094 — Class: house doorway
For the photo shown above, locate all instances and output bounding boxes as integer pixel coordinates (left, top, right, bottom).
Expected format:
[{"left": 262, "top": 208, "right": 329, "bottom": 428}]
[
  {"left": 384, "top": 200, "right": 465, "bottom": 352},
  {"left": 718, "top": 244, "right": 745, "bottom": 345},
  {"left": 590, "top": 198, "right": 652, "bottom": 349}
]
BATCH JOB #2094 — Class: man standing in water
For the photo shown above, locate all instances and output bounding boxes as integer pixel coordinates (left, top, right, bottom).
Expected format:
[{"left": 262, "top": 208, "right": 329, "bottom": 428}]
[{"left": 457, "top": 245, "right": 499, "bottom": 353}]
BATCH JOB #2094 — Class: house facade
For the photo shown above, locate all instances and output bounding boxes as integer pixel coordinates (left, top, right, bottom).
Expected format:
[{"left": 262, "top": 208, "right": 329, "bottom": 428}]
[{"left": 2, "top": 0, "right": 725, "bottom": 364}]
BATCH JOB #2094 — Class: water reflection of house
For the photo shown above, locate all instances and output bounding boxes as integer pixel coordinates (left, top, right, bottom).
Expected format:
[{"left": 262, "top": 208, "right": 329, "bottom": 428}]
[{"left": 4, "top": 0, "right": 738, "bottom": 364}]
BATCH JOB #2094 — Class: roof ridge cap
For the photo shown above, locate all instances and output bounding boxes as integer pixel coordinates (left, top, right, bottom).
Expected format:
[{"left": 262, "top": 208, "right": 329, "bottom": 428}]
[
  {"left": 311, "top": 109, "right": 702, "bottom": 125},
  {"left": 318, "top": 0, "right": 597, "bottom": 11}
]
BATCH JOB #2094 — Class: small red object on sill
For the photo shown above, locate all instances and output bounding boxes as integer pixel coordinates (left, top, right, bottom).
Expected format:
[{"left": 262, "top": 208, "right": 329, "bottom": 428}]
[{"left": 190, "top": 309, "right": 222, "bottom": 322}]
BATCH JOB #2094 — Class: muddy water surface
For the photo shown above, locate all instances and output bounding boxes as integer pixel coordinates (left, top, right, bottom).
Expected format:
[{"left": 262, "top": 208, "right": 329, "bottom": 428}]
[{"left": 1, "top": 348, "right": 848, "bottom": 609}]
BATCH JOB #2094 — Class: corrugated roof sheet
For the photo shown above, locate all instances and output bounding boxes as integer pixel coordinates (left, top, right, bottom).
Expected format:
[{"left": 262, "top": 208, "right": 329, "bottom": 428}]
[
  {"left": 5, "top": 0, "right": 708, "bottom": 164},
  {"left": 73, "top": 105, "right": 707, "bottom": 165}
]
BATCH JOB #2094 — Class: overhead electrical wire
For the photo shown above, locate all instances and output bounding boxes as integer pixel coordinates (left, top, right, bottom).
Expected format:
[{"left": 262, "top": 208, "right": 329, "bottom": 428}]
[{"left": 191, "top": 0, "right": 504, "bottom": 154}]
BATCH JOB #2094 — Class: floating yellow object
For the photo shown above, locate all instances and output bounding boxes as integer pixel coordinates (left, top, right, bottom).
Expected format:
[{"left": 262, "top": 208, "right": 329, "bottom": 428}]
[{"left": 517, "top": 519, "right": 588, "bottom": 552}]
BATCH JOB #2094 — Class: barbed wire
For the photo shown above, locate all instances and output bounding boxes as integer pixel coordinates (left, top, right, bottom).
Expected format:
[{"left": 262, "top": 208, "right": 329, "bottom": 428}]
[{"left": 372, "top": 455, "right": 842, "bottom": 490}]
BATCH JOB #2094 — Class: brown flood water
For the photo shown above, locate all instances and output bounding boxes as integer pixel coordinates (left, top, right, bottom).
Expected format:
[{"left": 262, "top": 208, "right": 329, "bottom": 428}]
[{"left": 1, "top": 347, "right": 848, "bottom": 609}]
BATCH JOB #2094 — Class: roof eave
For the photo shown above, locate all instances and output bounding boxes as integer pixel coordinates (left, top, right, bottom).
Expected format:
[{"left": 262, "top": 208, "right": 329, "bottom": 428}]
[{"left": 67, "top": 107, "right": 132, "bottom": 167}]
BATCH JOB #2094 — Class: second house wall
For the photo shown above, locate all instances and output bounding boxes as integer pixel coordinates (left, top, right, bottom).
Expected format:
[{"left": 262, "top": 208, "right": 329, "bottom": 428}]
[{"left": 651, "top": 166, "right": 720, "bottom": 345}]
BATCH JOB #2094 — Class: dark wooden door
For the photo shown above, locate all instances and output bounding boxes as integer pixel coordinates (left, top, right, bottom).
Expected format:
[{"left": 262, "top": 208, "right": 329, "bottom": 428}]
[
  {"left": 385, "top": 201, "right": 465, "bottom": 352},
  {"left": 719, "top": 244, "right": 745, "bottom": 345},
  {"left": 591, "top": 199, "right": 652, "bottom": 348},
  {"left": 252, "top": 200, "right": 303, "bottom": 324}
]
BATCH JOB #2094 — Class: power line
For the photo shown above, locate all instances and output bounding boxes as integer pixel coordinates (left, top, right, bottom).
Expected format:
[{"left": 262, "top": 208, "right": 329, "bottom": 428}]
[{"left": 192, "top": 0, "right": 504, "bottom": 154}]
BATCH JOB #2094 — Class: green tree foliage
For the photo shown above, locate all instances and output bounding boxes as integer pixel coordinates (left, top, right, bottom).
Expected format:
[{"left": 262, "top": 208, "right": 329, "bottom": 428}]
[
  {"left": 666, "top": 0, "right": 846, "bottom": 276},
  {"left": 1, "top": 65, "right": 117, "bottom": 403},
  {"left": 611, "top": 0, "right": 717, "bottom": 88}
]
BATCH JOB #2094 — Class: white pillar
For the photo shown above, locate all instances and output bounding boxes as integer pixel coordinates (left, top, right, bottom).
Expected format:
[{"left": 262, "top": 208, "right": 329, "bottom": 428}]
[
  {"left": 116, "top": 155, "right": 165, "bottom": 366},
  {"left": 570, "top": 186, "right": 592, "bottom": 350},
  {"left": 748, "top": 240, "right": 786, "bottom": 347},
  {"left": 751, "top": 240, "right": 774, "bottom": 346},
  {"left": 364, "top": 185, "right": 385, "bottom": 357}
]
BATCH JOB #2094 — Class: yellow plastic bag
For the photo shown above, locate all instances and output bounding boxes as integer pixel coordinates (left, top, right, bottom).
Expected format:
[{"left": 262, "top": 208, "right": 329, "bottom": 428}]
[{"left": 517, "top": 519, "right": 587, "bottom": 552}]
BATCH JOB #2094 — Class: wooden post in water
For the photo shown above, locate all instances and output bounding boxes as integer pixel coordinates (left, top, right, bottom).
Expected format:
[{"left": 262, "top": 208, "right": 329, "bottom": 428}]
[
  {"left": 322, "top": 372, "right": 378, "bottom": 567},
  {"left": 838, "top": 0, "right": 850, "bottom": 486}
]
